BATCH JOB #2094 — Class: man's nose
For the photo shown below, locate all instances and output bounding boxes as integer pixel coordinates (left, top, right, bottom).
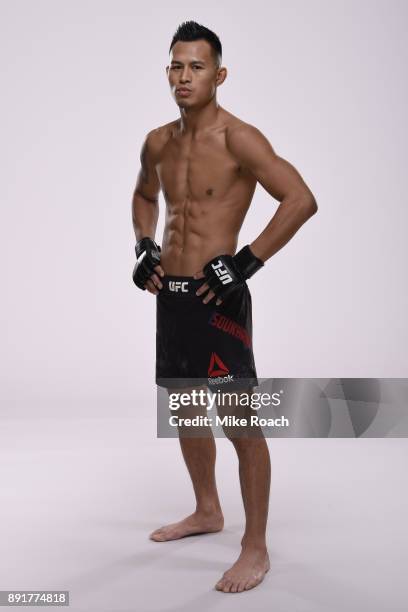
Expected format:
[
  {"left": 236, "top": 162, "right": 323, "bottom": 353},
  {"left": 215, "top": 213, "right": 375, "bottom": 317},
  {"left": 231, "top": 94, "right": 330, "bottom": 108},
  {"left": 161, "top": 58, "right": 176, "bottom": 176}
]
[{"left": 179, "top": 68, "right": 191, "bottom": 83}]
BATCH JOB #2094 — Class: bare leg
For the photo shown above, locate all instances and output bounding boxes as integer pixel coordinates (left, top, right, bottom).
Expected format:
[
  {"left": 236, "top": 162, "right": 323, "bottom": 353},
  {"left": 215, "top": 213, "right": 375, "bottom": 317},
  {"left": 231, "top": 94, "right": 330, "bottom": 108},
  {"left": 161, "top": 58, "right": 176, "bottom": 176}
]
[
  {"left": 215, "top": 388, "right": 271, "bottom": 592},
  {"left": 150, "top": 386, "right": 224, "bottom": 542}
]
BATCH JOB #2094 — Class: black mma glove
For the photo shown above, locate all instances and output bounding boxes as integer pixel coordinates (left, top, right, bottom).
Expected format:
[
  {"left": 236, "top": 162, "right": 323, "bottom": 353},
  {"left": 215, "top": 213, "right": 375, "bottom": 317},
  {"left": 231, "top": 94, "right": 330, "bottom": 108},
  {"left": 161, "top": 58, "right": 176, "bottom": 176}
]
[
  {"left": 203, "top": 245, "right": 264, "bottom": 300},
  {"left": 132, "top": 237, "right": 161, "bottom": 290}
]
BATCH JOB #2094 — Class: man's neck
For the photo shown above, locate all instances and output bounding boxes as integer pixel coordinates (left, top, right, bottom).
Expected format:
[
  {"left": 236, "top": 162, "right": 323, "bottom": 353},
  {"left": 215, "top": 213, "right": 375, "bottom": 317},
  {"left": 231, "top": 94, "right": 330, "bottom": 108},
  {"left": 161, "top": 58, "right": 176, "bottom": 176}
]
[{"left": 178, "top": 99, "right": 221, "bottom": 135}]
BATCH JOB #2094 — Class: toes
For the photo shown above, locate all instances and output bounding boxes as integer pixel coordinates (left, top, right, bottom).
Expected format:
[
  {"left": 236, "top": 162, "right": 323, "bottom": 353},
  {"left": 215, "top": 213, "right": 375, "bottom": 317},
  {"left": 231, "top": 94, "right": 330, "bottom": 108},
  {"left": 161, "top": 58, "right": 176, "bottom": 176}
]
[
  {"left": 215, "top": 575, "right": 226, "bottom": 590},
  {"left": 215, "top": 571, "right": 229, "bottom": 591},
  {"left": 150, "top": 534, "right": 163, "bottom": 541},
  {"left": 150, "top": 529, "right": 168, "bottom": 541},
  {"left": 216, "top": 574, "right": 262, "bottom": 593},
  {"left": 244, "top": 576, "right": 261, "bottom": 591}
]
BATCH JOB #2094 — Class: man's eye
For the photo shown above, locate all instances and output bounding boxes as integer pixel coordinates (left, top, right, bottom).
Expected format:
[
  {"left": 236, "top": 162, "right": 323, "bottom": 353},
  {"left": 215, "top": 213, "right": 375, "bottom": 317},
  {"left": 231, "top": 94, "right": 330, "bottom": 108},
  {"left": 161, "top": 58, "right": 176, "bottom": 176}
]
[{"left": 193, "top": 66, "right": 202, "bottom": 69}]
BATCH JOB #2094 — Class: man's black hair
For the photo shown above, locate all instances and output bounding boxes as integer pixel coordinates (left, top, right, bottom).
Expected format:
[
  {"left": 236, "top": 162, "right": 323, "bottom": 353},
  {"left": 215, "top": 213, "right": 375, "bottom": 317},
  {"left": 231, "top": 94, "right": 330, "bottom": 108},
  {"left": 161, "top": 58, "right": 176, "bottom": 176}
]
[{"left": 169, "top": 21, "right": 222, "bottom": 67}]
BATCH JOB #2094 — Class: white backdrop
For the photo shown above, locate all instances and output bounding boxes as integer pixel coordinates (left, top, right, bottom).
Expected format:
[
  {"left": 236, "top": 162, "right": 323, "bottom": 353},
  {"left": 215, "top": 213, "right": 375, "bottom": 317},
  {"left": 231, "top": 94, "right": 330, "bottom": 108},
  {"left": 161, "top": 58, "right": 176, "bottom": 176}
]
[{"left": 1, "top": 0, "right": 407, "bottom": 417}]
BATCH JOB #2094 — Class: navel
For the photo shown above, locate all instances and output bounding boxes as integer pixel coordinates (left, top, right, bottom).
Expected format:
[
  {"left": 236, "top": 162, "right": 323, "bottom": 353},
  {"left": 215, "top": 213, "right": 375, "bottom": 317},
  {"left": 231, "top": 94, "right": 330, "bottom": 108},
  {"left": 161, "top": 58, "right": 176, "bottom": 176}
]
[{"left": 206, "top": 188, "right": 214, "bottom": 196}]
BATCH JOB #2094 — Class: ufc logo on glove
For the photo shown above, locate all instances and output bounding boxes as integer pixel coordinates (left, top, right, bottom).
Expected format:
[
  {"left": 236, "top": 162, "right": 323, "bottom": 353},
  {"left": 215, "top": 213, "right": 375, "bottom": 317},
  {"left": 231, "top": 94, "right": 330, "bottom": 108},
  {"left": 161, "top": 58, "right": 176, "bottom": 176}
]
[{"left": 211, "top": 260, "right": 233, "bottom": 285}]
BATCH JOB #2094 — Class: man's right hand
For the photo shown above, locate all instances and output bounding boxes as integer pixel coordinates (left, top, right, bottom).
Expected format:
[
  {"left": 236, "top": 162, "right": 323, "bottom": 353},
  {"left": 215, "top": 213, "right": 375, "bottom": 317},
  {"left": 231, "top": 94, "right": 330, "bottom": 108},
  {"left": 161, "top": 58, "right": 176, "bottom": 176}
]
[{"left": 132, "top": 237, "right": 164, "bottom": 294}]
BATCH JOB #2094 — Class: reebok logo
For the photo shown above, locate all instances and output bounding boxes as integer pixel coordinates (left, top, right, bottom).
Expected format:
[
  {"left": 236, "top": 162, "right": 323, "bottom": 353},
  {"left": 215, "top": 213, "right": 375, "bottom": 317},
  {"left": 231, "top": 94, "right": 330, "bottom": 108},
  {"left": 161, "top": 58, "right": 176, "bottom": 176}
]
[
  {"left": 207, "top": 352, "right": 234, "bottom": 386},
  {"left": 211, "top": 260, "right": 233, "bottom": 285},
  {"left": 208, "top": 352, "right": 229, "bottom": 376},
  {"left": 169, "top": 281, "right": 188, "bottom": 292}
]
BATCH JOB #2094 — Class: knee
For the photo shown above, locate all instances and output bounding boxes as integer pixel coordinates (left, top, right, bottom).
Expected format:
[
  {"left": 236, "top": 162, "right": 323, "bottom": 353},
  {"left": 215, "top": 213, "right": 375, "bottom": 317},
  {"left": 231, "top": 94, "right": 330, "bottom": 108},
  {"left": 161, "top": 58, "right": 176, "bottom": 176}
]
[{"left": 224, "top": 430, "right": 266, "bottom": 453}]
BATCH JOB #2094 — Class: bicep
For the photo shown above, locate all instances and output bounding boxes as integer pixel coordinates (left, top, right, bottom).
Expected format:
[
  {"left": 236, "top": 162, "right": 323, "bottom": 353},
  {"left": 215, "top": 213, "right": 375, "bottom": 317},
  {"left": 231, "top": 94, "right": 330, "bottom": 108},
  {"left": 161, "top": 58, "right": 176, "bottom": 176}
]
[{"left": 228, "top": 125, "right": 312, "bottom": 202}]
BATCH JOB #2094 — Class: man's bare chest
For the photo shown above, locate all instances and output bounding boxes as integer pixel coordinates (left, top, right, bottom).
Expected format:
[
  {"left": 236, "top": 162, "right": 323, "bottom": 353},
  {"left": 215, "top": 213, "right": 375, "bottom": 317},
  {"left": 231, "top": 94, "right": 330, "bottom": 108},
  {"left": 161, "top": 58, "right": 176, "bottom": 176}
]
[{"left": 156, "top": 135, "right": 246, "bottom": 201}]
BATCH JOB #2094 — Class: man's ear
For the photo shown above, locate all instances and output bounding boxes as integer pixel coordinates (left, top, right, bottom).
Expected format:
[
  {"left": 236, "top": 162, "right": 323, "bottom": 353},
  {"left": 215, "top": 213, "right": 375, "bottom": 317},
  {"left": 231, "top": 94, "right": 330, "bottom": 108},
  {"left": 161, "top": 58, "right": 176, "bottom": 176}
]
[{"left": 216, "top": 66, "right": 227, "bottom": 87}]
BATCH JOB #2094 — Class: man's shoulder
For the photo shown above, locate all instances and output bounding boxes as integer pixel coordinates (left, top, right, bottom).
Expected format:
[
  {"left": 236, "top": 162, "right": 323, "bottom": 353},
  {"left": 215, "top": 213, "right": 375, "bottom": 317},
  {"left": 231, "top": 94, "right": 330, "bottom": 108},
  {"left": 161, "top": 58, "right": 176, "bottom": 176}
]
[
  {"left": 221, "top": 112, "right": 271, "bottom": 164},
  {"left": 224, "top": 112, "right": 264, "bottom": 146},
  {"left": 145, "top": 120, "right": 178, "bottom": 150}
]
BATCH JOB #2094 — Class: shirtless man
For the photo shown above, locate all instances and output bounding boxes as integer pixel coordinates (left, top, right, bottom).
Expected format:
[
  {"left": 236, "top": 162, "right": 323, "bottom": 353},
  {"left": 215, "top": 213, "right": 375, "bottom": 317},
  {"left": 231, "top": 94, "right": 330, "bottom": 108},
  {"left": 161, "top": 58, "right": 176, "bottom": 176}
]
[{"left": 131, "top": 21, "right": 317, "bottom": 593}]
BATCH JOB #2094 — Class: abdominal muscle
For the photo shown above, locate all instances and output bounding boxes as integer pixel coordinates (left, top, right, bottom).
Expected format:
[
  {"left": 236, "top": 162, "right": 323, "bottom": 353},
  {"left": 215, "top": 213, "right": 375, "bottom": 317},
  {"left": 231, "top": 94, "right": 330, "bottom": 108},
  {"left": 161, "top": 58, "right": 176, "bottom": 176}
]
[{"left": 159, "top": 198, "right": 247, "bottom": 276}]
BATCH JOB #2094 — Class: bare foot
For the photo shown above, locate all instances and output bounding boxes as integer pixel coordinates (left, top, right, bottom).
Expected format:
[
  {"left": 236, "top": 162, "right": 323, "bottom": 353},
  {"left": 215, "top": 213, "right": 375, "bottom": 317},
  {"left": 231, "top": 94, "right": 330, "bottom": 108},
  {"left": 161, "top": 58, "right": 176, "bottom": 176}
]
[
  {"left": 149, "top": 510, "right": 224, "bottom": 542},
  {"left": 215, "top": 546, "right": 270, "bottom": 593}
]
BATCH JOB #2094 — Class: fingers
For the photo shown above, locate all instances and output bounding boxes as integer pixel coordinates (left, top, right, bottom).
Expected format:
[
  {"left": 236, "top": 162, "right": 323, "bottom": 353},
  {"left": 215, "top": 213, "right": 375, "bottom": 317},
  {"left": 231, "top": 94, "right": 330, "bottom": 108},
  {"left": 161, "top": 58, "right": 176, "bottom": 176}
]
[
  {"left": 145, "top": 268, "right": 164, "bottom": 295},
  {"left": 202, "top": 290, "right": 216, "bottom": 305},
  {"left": 193, "top": 270, "right": 205, "bottom": 280},
  {"left": 145, "top": 279, "right": 159, "bottom": 295},
  {"left": 195, "top": 281, "right": 223, "bottom": 305},
  {"left": 154, "top": 264, "right": 165, "bottom": 278},
  {"left": 143, "top": 267, "right": 223, "bottom": 304},
  {"left": 150, "top": 272, "right": 163, "bottom": 290},
  {"left": 195, "top": 282, "right": 209, "bottom": 297}
]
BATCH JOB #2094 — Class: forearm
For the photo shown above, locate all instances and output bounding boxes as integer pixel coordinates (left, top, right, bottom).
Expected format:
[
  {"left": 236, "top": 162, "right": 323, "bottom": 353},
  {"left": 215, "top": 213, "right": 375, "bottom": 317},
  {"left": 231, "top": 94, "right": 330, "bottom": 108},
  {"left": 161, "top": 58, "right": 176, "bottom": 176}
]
[
  {"left": 131, "top": 191, "right": 160, "bottom": 242},
  {"left": 249, "top": 195, "right": 317, "bottom": 262}
]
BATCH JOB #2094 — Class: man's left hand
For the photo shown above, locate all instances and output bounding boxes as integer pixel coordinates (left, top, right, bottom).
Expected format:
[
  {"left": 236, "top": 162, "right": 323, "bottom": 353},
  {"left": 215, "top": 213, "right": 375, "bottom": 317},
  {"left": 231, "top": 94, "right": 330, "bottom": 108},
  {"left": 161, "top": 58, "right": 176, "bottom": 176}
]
[{"left": 193, "top": 270, "right": 223, "bottom": 306}]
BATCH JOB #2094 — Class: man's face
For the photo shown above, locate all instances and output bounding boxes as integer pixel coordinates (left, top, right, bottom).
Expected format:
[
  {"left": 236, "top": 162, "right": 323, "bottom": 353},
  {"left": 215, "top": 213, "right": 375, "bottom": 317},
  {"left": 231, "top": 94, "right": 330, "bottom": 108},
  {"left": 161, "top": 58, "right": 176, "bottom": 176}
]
[{"left": 166, "top": 39, "right": 221, "bottom": 108}]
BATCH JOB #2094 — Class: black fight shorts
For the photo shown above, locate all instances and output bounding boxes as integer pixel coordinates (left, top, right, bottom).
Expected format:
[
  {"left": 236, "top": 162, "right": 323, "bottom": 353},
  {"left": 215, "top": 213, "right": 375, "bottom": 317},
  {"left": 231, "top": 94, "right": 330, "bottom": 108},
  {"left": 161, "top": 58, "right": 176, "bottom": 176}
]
[{"left": 156, "top": 275, "right": 258, "bottom": 390}]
